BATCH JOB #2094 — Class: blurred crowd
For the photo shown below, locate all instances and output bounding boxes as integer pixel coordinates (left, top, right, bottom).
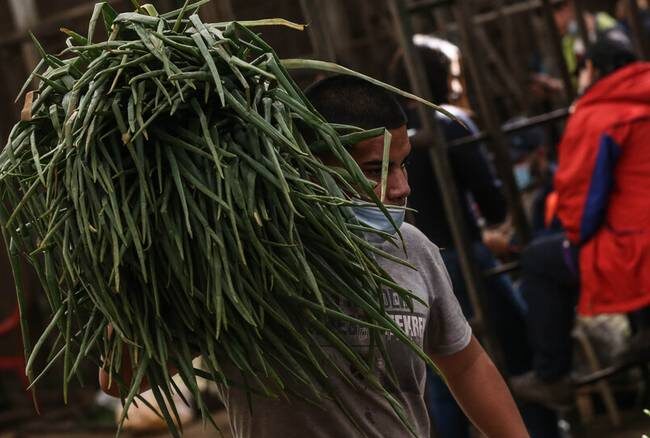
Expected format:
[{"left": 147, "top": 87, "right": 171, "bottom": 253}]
[{"left": 400, "top": 0, "right": 650, "bottom": 437}]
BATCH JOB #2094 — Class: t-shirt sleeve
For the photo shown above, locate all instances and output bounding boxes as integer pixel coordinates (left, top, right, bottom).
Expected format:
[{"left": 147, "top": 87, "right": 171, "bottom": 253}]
[{"left": 422, "top": 245, "right": 472, "bottom": 356}]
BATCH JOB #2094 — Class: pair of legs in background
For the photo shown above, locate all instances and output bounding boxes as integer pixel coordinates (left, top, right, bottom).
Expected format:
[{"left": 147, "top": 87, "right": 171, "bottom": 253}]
[
  {"left": 515, "top": 232, "right": 650, "bottom": 396},
  {"left": 520, "top": 233, "right": 579, "bottom": 383},
  {"left": 426, "top": 241, "right": 561, "bottom": 438}
]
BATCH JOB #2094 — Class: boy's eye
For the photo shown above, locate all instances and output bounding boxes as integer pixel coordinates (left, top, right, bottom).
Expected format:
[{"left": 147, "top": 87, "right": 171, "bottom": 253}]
[{"left": 365, "top": 168, "right": 382, "bottom": 178}]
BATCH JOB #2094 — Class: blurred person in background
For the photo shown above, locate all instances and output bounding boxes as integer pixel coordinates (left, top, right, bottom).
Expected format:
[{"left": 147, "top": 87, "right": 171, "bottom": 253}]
[
  {"left": 530, "top": 0, "right": 629, "bottom": 100},
  {"left": 511, "top": 37, "right": 650, "bottom": 406},
  {"left": 398, "top": 37, "right": 561, "bottom": 438},
  {"left": 616, "top": 0, "right": 650, "bottom": 41},
  {"left": 508, "top": 120, "right": 553, "bottom": 231},
  {"left": 554, "top": 0, "right": 629, "bottom": 79},
  {"left": 486, "top": 118, "right": 562, "bottom": 249}
]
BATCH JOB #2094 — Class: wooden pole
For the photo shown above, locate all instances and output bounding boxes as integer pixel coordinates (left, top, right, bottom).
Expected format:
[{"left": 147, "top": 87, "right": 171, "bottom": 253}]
[
  {"left": 388, "top": 0, "right": 494, "bottom": 348},
  {"left": 475, "top": 26, "right": 526, "bottom": 112},
  {"left": 453, "top": 0, "right": 532, "bottom": 246},
  {"left": 627, "top": 0, "right": 650, "bottom": 60},
  {"left": 0, "top": 1, "right": 121, "bottom": 49},
  {"left": 540, "top": 0, "right": 576, "bottom": 102},
  {"left": 572, "top": 0, "right": 592, "bottom": 51},
  {"left": 320, "top": 1, "right": 355, "bottom": 68},
  {"left": 8, "top": 0, "right": 39, "bottom": 74},
  {"left": 494, "top": 0, "right": 529, "bottom": 114},
  {"left": 299, "top": 0, "right": 336, "bottom": 62}
]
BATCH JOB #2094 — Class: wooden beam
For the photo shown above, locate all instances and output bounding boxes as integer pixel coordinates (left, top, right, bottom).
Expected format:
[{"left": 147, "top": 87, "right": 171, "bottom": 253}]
[
  {"left": 407, "top": 0, "right": 452, "bottom": 14},
  {"left": 448, "top": 107, "right": 570, "bottom": 149},
  {"left": 410, "top": 0, "right": 567, "bottom": 27}
]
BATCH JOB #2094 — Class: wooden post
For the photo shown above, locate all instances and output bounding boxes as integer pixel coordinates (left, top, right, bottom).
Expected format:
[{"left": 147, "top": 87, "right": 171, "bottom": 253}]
[
  {"left": 299, "top": 0, "right": 336, "bottom": 62},
  {"left": 493, "top": 0, "right": 529, "bottom": 114},
  {"left": 319, "top": 1, "right": 355, "bottom": 68},
  {"left": 453, "top": 0, "right": 532, "bottom": 246},
  {"left": 388, "top": 0, "right": 494, "bottom": 351},
  {"left": 627, "top": 0, "right": 650, "bottom": 60},
  {"left": 540, "top": 0, "right": 576, "bottom": 102},
  {"left": 8, "top": 0, "right": 39, "bottom": 74},
  {"left": 475, "top": 26, "right": 526, "bottom": 112},
  {"left": 572, "top": 0, "right": 592, "bottom": 51}
]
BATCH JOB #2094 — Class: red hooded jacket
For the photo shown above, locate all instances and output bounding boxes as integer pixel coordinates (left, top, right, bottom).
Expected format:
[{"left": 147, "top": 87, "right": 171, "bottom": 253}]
[{"left": 555, "top": 62, "right": 650, "bottom": 315}]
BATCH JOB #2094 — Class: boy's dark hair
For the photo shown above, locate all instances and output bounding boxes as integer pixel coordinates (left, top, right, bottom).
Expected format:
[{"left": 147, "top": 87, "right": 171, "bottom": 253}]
[
  {"left": 304, "top": 75, "right": 407, "bottom": 130},
  {"left": 586, "top": 37, "right": 638, "bottom": 78}
]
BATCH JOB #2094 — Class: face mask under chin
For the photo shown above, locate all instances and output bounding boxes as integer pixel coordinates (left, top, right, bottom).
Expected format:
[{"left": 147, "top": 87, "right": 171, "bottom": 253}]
[{"left": 350, "top": 199, "right": 406, "bottom": 234}]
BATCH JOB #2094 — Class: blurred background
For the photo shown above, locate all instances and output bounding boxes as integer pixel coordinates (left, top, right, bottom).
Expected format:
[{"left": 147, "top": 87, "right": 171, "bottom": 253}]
[{"left": 0, "top": 0, "right": 649, "bottom": 437}]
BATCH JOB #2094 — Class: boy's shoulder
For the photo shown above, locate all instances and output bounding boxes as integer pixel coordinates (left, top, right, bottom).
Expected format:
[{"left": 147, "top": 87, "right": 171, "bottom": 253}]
[
  {"left": 397, "top": 222, "right": 442, "bottom": 264},
  {"left": 400, "top": 222, "right": 438, "bottom": 249}
]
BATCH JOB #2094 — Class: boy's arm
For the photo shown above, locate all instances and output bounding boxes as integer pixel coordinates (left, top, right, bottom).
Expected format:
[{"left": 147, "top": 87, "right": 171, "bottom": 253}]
[{"left": 431, "top": 336, "right": 529, "bottom": 438}]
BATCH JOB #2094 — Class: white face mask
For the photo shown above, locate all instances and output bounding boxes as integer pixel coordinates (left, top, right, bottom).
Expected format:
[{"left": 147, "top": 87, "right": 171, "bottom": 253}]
[{"left": 350, "top": 200, "right": 406, "bottom": 234}]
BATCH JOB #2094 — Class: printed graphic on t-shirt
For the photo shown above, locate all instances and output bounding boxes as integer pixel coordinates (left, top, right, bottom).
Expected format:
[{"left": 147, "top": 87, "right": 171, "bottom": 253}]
[
  {"left": 331, "top": 288, "right": 427, "bottom": 347},
  {"left": 327, "top": 283, "right": 429, "bottom": 396},
  {"left": 382, "top": 289, "right": 427, "bottom": 342}
]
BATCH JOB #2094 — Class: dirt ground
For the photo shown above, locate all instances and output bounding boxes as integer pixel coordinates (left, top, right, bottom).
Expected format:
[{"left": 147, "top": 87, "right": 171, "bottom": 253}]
[
  {"left": 2, "top": 408, "right": 650, "bottom": 438},
  {"left": 0, "top": 409, "right": 232, "bottom": 438},
  {"left": 0, "top": 388, "right": 648, "bottom": 438}
]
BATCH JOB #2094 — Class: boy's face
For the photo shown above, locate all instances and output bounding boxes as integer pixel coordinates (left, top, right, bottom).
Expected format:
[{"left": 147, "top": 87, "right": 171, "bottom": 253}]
[{"left": 349, "top": 125, "right": 412, "bottom": 206}]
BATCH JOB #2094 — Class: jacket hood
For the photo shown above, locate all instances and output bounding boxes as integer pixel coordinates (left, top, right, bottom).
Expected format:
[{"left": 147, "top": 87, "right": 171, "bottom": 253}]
[{"left": 578, "top": 62, "right": 650, "bottom": 109}]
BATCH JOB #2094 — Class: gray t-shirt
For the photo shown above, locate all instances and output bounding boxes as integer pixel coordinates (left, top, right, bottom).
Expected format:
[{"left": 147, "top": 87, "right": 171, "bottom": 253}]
[{"left": 218, "top": 223, "right": 472, "bottom": 437}]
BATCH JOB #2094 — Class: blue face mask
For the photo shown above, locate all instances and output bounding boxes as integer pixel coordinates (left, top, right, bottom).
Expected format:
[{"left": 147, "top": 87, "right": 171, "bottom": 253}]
[
  {"left": 351, "top": 200, "right": 405, "bottom": 234},
  {"left": 514, "top": 162, "right": 533, "bottom": 190}
]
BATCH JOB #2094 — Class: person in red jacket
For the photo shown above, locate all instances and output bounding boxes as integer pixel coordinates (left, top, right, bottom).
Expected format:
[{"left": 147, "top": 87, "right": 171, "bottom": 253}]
[{"left": 511, "top": 38, "right": 650, "bottom": 406}]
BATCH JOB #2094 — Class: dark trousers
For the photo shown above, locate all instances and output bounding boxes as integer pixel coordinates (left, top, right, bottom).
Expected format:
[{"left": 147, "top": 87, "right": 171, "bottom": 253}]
[
  {"left": 427, "top": 242, "right": 560, "bottom": 438},
  {"left": 520, "top": 233, "right": 579, "bottom": 381}
]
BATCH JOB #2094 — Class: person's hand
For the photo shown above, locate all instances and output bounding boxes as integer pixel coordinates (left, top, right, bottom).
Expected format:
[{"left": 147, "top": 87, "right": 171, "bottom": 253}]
[{"left": 482, "top": 228, "right": 512, "bottom": 257}]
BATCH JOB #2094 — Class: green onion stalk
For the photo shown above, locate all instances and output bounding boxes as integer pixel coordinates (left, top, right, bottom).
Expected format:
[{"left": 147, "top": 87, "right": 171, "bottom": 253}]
[{"left": 0, "top": 1, "right": 449, "bottom": 436}]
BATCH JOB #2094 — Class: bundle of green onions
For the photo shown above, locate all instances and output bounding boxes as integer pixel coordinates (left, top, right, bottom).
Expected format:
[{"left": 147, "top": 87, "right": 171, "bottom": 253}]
[{"left": 0, "top": 1, "right": 443, "bottom": 435}]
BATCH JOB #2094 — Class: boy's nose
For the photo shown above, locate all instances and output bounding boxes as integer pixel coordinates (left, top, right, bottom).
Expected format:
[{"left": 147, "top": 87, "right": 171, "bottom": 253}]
[{"left": 386, "top": 169, "right": 410, "bottom": 205}]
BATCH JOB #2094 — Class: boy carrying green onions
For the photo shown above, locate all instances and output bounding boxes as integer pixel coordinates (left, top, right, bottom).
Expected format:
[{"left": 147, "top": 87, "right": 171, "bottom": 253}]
[{"left": 101, "top": 75, "right": 527, "bottom": 438}]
